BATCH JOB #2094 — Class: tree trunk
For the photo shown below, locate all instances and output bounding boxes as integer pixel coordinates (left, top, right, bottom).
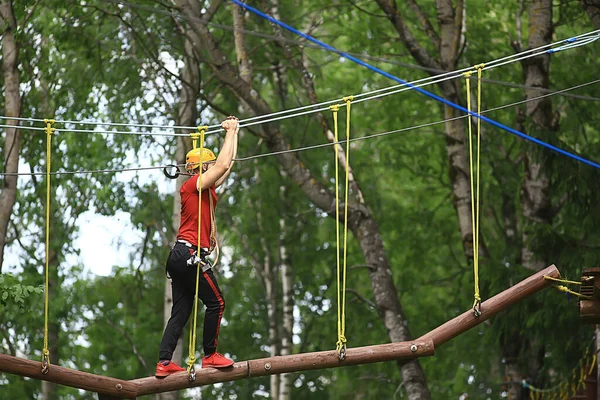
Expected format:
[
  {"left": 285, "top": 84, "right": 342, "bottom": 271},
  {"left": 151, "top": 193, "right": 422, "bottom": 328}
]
[
  {"left": 252, "top": 163, "right": 282, "bottom": 399},
  {"left": 0, "top": 0, "right": 22, "bottom": 273},
  {"left": 175, "top": 1, "right": 431, "bottom": 398},
  {"left": 581, "top": 0, "right": 600, "bottom": 28},
  {"left": 374, "top": 0, "right": 488, "bottom": 261},
  {"left": 232, "top": 1, "right": 252, "bottom": 85},
  {"left": 520, "top": 0, "right": 554, "bottom": 273},
  {"left": 278, "top": 172, "right": 293, "bottom": 400},
  {"left": 505, "top": 2, "right": 555, "bottom": 399}
]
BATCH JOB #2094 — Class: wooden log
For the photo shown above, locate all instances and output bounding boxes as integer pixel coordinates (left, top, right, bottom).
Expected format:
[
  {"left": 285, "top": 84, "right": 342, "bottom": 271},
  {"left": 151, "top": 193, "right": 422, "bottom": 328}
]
[
  {"left": 131, "top": 340, "right": 435, "bottom": 396},
  {"left": 0, "top": 264, "right": 560, "bottom": 397},
  {"left": 580, "top": 300, "right": 600, "bottom": 323},
  {"left": 0, "top": 353, "right": 137, "bottom": 399},
  {"left": 580, "top": 268, "right": 600, "bottom": 299},
  {"left": 419, "top": 264, "right": 560, "bottom": 347}
]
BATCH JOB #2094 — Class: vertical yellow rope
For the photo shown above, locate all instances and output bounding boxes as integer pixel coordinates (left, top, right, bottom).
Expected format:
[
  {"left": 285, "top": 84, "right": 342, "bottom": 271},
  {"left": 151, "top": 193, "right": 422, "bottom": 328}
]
[
  {"left": 42, "top": 119, "right": 55, "bottom": 374},
  {"left": 337, "top": 96, "right": 353, "bottom": 358},
  {"left": 465, "top": 64, "right": 484, "bottom": 317},
  {"left": 475, "top": 65, "right": 484, "bottom": 303},
  {"left": 186, "top": 126, "right": 207, "bottom": 380},
  {"left": 330, "top": 104, "right": 343, "bottom": 358}
]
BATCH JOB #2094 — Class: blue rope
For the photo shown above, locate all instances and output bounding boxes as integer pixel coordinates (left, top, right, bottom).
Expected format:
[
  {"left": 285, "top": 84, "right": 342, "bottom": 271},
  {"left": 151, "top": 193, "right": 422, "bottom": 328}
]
[{"left": 231, "top": 0, "right": 600, "bottom": 170}]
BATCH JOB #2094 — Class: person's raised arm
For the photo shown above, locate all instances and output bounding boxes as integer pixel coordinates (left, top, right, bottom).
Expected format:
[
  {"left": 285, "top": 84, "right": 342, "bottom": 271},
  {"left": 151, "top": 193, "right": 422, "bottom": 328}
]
[
  {"left": 215, "top": 123, "right": 238, "bottom": 188},
  {"left": 196, "top": 116, "right": 239, "bottom": 191}
]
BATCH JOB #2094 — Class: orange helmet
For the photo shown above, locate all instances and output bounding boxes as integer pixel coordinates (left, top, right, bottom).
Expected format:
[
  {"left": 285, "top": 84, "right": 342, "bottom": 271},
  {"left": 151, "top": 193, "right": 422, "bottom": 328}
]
[{"left": 185, "top": 148, "right": 216, "bottom": 172}]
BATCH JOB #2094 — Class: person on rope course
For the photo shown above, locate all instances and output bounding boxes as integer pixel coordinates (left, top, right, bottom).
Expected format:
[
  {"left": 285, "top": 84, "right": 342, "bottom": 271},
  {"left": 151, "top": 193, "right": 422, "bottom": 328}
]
[{"left": 156, "top": 116, "right": 239, "bottom": 378}]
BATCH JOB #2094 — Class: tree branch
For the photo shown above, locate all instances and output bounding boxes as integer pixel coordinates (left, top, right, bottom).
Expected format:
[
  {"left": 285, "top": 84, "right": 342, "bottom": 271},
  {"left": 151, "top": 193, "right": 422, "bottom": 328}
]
[
  {"left": 374, "top": 0, "right": 442, "bottom": 70},
  {"left": 406, "top": 0, "right": 441, "bottom": 50}
]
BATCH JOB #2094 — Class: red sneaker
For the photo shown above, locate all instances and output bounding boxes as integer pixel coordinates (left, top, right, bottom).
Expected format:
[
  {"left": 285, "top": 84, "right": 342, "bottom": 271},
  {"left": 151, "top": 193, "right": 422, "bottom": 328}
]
[
  {"left": 155, "top": 361, "right": 186, "bottom": 378},
  {"left": 202, "top": 352, "right": 234, "bottom": 368}
]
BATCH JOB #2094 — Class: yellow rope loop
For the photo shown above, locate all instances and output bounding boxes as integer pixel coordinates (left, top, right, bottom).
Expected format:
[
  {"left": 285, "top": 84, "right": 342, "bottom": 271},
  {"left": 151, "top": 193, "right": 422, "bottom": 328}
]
[
  {"left": 332, "top": 96, "right": 353, "bottom": 356},
  {"left": 42, "top": 119, "right": 55, "bottom": 374},
  {"left": 331, "top": 103, "right": 342, "bottom": 354},
  {"left": 474, "top": 63, "right": 486, "bottom": 70},
  {"left": 340, "top": 96, "right": 352, "bottom": 352},
  {"left": 464, "top": 69, "right": 483, "bottom": 317},
  {"left": 474, "top": 65, "right": 483, "bottom": 311}
]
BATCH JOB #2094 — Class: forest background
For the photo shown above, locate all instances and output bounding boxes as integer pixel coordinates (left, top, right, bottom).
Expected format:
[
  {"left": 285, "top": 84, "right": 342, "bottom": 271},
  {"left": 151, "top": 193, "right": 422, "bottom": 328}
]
[{"left": 1, "top": 0, "right": 600, "bottom": 399}]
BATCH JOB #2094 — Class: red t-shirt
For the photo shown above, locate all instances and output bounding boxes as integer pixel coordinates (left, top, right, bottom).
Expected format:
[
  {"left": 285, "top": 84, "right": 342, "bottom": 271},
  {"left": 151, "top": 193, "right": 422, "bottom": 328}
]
[{"left": 177, "top": 174, "right": 218, "bottom": 249}]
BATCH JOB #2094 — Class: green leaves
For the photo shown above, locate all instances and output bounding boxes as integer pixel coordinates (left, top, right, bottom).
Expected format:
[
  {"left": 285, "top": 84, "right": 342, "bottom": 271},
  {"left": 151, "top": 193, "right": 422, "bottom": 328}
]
[{"left": 0, "top": 274, "right": 43, "bottom": 308}]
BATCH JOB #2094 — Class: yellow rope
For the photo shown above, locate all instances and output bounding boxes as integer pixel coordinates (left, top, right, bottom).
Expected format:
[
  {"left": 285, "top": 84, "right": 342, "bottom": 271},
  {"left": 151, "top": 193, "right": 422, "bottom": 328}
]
[
  {"left": 552, "top": 284, "right": 591, "bottom": 299},
  {"left": 337, "top": 97, "right": 354, "bottom": 356},
  {"left": 543, "top": 275, "right": 582, "bottom": 285},
  {"left": 465, "top": 65, "right": 484, "bottom": 316},
  {"left": 187, "top": 126, "right": 207, "bottom": 380},
  {"left": 330, "top": 104, "right": 341, "bottom": 354},
  {"left": 330, "top": 103, "right": 347, "bottom": 359},
  {"left": 42, "top": 119, "right": 55, "bottom": 374}
]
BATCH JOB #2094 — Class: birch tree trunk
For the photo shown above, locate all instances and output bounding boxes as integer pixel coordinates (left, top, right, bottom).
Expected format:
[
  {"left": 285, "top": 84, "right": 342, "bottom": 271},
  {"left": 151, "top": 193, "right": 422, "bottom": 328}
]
[
  {"left": 504, "top": 2, "right": 556, "bottom": 399},
  {"left": 174, "top": 2, "right": 431, "bottom": 398},
  {"left": 278, "top": 171, "right": 293, "bottom": 400},
  {"left": 0, "top": 0, "right": 21, "bottom": 273}
]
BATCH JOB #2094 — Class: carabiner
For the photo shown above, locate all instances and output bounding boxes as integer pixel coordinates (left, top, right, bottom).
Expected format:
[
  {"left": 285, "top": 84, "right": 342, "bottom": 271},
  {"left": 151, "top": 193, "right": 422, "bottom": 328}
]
[
  {"left": 41, "top": 353, "right": 50, "bottom": 375},
  {"left": 188, "top": 365, "right": 196, "bottom": 382},
  {"left": 163, "top": 164, "right": 181, "bottom": 179}
]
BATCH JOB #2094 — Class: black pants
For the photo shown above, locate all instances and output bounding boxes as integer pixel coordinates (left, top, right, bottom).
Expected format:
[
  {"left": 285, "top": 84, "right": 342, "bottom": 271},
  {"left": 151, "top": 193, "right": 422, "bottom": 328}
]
[{"left": 158, "top": 242, "right": 225, "bottom": 361}]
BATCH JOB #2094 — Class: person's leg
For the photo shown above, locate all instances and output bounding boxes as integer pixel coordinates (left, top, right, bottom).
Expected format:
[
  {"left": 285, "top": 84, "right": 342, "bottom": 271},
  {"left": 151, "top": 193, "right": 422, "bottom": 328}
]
[
  {"left": 198, "top": 269, "right": 226, "bottom": 355},
  {"left": 158, "top": 244, "right": 195, "bottom": 362},
  {"left": 198, "top": 269, "right": 233, "bottom": 368}
]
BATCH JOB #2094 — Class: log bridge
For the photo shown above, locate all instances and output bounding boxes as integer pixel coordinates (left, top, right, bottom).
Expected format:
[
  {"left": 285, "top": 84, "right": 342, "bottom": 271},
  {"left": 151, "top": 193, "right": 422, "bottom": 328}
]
[{"left": 0, "top": 265, "right": 560, "bottom": 398}]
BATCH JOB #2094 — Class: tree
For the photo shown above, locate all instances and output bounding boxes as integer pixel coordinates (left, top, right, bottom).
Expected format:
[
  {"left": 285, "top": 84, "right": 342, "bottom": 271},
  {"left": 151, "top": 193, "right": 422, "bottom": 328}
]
[{"left": 0, "top": 0, "right": 22, "bottom": 272}]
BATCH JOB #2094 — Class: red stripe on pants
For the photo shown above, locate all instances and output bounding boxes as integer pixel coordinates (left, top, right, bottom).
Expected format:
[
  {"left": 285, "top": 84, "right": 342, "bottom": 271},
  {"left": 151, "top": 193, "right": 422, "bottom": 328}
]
[{"left": 203, "top": 271, "right": 224, "bottom": 349}]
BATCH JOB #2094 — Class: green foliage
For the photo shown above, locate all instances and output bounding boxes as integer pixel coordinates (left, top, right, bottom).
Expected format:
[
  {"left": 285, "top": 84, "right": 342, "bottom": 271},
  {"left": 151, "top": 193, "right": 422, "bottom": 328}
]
[{"left": 0, "top": 274, "right": 43, "bottom": 308}]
